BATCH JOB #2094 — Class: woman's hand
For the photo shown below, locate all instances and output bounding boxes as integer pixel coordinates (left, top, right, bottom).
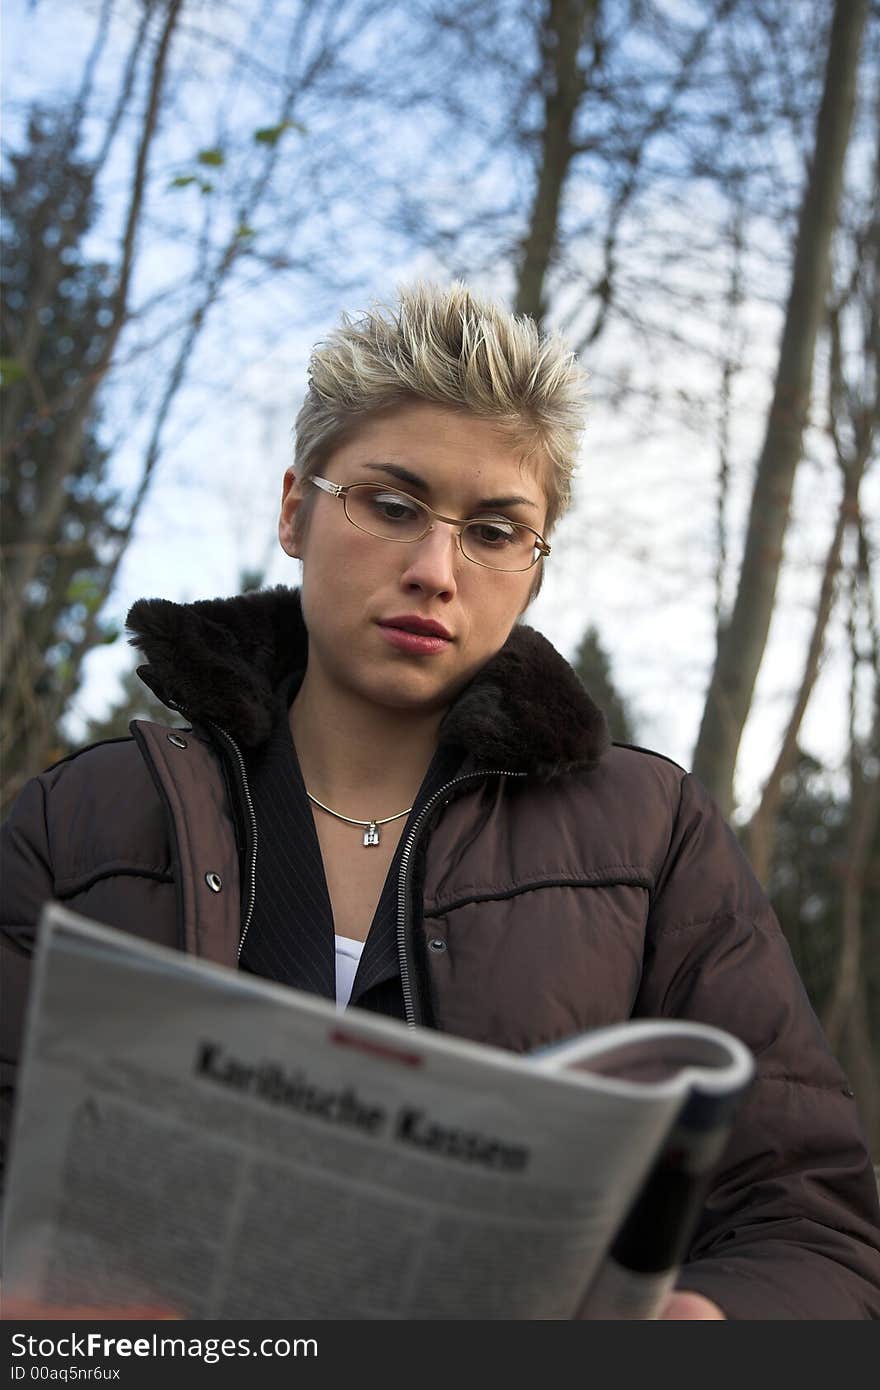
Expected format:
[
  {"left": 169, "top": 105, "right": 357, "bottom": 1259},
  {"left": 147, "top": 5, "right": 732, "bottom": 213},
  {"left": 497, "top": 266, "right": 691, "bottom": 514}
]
[{"left": 659, "top": 1291, "right": 726, "bottom": 1319}]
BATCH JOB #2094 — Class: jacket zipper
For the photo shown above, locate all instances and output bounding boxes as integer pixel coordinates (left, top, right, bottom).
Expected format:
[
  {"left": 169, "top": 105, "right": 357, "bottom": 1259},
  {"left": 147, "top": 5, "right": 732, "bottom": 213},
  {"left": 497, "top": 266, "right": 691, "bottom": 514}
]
[
  {"left": 206, "top": 721, "right": 258, "bottom": 961},
  {"left": 396, "top": 769, "right": 525, "bottom": 1028},
  {"left": 153, "top": 705, "right": 519, "bottom": 990}
]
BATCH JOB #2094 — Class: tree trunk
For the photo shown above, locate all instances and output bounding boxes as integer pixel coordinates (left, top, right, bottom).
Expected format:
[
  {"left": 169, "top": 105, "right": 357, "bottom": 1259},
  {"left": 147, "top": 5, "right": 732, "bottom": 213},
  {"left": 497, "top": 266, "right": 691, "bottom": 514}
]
[
  {"left": 743, "top": 461, "right": 862, "bottom": 884},
  {"left": 691, "top": 0, "right": 867, "bottom": 817},
  {"left": 514, "top": 0, "right": 598, "bottom": 324}
]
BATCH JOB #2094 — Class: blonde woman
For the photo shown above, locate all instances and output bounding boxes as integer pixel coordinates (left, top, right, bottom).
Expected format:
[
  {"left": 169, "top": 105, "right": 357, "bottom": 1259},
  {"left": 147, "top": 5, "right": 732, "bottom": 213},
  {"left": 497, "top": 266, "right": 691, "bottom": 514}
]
[{"left": 3, "top": 283, "right": 879, "bottom": 1319}]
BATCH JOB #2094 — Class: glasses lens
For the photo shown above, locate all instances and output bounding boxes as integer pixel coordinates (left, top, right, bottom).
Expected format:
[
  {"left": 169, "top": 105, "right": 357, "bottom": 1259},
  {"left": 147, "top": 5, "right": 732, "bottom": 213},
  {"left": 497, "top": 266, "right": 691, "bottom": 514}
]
[
  {"left": 346, "top": 484, "right": 428, "bottom": 541},
  {"left": 461, "top": 520, "right": 540, "bottom": 571}
]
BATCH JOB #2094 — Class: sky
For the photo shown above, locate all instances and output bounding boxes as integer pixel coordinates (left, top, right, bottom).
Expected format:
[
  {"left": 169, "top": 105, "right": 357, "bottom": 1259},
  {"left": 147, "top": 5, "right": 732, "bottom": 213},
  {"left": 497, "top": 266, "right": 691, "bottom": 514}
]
[{"left": 3, "top": 0, "right": 877, "bottom": 816}]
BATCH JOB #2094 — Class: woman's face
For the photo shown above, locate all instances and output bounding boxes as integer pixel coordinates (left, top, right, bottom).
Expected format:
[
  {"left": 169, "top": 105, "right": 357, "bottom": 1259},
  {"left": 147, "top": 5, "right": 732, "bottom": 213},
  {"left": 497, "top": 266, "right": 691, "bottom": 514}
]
[{"left": 279, "top": 402, "right": 548, "bottom": 717}]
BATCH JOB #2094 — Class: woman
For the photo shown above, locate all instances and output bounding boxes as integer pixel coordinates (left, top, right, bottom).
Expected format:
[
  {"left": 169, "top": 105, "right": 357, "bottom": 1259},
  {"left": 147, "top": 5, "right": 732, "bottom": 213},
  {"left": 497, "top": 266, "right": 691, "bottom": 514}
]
[{"left": 2, "top": 282, "right": 879, "bottom": 1319}]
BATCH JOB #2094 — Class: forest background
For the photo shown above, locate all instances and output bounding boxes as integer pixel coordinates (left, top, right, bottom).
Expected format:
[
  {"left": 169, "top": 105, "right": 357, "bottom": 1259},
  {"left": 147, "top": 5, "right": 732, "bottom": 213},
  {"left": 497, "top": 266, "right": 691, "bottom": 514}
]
[{"left": 1, "top": 0, "right": 878, "bottom": 1154}]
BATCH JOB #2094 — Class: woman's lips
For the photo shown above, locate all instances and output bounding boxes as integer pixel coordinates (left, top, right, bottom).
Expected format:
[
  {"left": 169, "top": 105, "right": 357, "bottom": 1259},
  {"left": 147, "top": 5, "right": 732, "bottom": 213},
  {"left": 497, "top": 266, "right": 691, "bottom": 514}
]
[{"left": 377, "top": 623, "right": 452, "bottom": 655}]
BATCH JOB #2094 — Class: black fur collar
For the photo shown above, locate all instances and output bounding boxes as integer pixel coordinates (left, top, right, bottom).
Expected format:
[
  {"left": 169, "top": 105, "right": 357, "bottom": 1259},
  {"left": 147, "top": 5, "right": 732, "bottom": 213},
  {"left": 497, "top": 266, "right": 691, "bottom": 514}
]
[{"left": 127, "top": 586, "right": 609, "bottom": 780}]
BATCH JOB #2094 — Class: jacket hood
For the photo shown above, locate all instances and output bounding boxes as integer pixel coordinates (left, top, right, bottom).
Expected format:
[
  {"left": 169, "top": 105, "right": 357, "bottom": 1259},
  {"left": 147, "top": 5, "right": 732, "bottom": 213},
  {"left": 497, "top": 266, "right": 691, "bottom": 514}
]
[{"left": 126, "top": 586, "right": 609, "bottom": 780}]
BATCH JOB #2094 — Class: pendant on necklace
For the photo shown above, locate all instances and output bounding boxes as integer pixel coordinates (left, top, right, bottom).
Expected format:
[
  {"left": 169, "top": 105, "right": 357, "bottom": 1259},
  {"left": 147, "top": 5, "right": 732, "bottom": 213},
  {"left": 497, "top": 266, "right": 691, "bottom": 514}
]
[{"left": 363, "top": 821, "right": 380, "bottom": 847}]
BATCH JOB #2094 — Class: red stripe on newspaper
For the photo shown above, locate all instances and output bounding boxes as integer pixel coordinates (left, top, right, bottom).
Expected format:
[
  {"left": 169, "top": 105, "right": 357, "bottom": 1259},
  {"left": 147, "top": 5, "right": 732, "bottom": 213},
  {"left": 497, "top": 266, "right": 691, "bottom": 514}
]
[{"left": 329, "top": 1028, "right": 424, "bottom": 1067}]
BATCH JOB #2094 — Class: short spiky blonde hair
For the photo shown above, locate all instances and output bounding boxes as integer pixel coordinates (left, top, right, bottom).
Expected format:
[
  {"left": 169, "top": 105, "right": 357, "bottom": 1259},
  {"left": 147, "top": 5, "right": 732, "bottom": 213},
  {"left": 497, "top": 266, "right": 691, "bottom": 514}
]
[{"left": 293, "top": 281, "right": 588, "bottom": 534}]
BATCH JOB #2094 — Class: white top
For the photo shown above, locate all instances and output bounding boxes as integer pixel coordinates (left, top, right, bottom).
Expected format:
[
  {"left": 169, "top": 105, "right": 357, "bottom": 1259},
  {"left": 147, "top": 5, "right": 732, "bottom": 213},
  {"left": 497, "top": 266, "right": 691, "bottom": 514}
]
[{"left": 334, "top": 933, "right": 365, "bottom": 1009}]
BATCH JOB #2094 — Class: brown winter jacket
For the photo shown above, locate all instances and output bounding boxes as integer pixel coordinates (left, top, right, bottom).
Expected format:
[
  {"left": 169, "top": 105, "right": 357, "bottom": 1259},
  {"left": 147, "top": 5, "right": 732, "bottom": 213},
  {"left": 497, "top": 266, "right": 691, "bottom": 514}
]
[{"left": 2, "top": 587, "right": 880, "bottom": 1318}]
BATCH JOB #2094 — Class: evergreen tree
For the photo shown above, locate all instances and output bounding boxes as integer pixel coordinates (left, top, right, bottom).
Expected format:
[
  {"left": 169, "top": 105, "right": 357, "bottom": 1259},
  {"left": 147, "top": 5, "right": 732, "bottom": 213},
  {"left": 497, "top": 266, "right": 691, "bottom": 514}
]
[
  {"left": 767, "top": 751, "right": 879, "bottom": 1153},
  {"left": 767, "top": 753, "right": 850, "bottom": 1011},
  {"left": 1, "top": 107, "right": 121, "bottom": 810},
  {"left": 571, "top": 626, "right": 636, "bottom": 744}
]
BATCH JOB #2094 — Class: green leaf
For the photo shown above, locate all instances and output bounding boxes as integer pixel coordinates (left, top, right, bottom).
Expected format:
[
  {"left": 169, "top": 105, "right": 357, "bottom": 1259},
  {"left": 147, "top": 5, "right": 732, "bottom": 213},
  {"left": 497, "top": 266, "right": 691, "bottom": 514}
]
[
  {"left": 0, "top": 357, "right": 25, "bottom": 386},
  {"left": 253, "top": 119, "right": 305, "bottom": 146},
  {"left": 197, "top": 147, "right": 225, "bottom": 167},
  {"left": 66, "top": 576, "right": 102, "bottom": 606},
  {"left": 169, "top": 174, "right": 198, "bottom": 189},
  {"left": 235, "top": 223, "right": 256, "bottom": 239},
  {"left": 199, "top": 180, "right": 215, "bottom": 195}
]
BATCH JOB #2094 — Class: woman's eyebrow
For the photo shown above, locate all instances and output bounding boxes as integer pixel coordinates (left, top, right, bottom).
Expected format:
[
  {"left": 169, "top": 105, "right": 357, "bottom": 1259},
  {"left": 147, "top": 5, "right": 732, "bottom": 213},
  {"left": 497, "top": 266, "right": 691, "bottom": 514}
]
[{"left": 362, "top": 460, "right": 539, "bottom": 511}]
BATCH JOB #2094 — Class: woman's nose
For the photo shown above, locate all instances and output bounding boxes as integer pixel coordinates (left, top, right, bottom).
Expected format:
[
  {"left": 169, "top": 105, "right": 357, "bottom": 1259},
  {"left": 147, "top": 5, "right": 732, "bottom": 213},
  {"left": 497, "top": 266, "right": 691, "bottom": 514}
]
[{"left": 399, "top": 521, "right": 460, "bottom": 598}]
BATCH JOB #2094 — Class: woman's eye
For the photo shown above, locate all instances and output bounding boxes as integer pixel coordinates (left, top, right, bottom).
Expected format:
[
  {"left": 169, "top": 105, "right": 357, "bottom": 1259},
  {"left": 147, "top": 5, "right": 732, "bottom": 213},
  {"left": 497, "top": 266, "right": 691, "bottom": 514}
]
[
  {"left": 372, "top": 491, "right": 420, "bottom": 521},
  {"left": 469, "top": 521, "right": 517, "bottom": 547}
]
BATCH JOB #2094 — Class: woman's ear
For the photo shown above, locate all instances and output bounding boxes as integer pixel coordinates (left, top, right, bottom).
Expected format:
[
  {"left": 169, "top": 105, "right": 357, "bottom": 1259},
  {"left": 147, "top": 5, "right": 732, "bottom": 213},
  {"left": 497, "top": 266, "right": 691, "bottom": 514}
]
[{"left": 279, "top": 468, "right": 305, "bottom": 558}]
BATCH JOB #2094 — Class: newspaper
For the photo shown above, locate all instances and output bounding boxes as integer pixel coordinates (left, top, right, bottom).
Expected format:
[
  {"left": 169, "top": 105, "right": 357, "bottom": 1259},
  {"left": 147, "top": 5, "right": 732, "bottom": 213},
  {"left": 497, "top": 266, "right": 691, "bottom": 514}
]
[{"left": 1, "top": 903, "right": 754, "bottom": 1320}]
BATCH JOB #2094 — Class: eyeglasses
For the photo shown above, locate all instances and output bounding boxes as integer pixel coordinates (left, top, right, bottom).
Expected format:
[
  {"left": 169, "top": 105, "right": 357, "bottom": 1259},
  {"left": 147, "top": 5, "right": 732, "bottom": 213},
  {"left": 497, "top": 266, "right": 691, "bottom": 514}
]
[{"left": 309, "top": 477, "right": 550, "bottom": 573}]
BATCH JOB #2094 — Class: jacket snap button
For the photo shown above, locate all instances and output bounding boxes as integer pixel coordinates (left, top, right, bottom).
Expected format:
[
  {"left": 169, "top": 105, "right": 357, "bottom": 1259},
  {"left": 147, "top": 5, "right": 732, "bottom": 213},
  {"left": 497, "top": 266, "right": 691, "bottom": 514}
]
[
  {"left": 205, "top": 872, "right": 222, "bottom": 892},
  {"left": 168, "top": 734, "right": 188, "bottom": 749},
  {"left": 428, "top": 938, "right": 446, "bottom": 953}
]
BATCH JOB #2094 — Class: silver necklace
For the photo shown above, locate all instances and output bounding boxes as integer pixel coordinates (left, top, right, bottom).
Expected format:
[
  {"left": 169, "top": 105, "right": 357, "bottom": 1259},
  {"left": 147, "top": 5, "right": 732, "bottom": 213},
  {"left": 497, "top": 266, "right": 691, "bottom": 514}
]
[{"left": 305, "top": 792, "right": 413, "bottom": 847}]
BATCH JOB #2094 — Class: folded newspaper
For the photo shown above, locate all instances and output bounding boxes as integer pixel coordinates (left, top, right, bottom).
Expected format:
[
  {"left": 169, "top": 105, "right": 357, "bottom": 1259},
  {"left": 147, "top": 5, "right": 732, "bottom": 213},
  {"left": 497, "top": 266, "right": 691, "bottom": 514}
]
[{"left": 2, "top": 903, "right": 754, "bottom": 1320}]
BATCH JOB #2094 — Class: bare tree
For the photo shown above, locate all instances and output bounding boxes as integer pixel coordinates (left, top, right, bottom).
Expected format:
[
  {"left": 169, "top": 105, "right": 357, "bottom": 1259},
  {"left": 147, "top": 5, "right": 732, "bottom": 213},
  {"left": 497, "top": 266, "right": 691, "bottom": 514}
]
[
  {"left": 743, "top": 129, "right": 880, "bottom": 880},
  {"left": 514, "top": 0, "right": 599, "bottom": 321},
  {"left": 692, "top": 0, "right": 869, "bottom": 817}
]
